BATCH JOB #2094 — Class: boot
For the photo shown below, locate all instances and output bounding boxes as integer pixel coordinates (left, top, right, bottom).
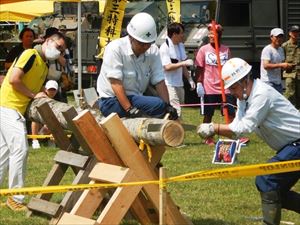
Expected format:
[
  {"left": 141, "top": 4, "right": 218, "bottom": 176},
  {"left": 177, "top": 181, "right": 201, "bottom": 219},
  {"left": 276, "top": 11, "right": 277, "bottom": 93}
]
[
  {"left": 260, "top": 191, "right": 281, "bottom": 225},
  {"left": 281, "top": 190, "right": 300, "bottom": 213}
]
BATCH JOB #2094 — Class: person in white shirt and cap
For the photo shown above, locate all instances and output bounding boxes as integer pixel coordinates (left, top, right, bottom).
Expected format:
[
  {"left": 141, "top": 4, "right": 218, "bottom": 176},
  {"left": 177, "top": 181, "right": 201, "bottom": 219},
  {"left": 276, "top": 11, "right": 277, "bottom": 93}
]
[
  {"left": 31, "top": 80, "right": 58, "bottom": 149},
  {"left": 260, "top": 28, "right": 294, "bottom": 93},
  {"left": 198, "top": 57, "right": 300, "bottom": 225}
]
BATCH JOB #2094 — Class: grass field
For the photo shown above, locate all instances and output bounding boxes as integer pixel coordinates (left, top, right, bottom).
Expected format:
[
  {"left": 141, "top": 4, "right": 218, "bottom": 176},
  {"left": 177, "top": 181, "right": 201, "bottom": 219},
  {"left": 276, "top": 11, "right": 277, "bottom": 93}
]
[{"left": 0, "top": 107, "right": 299, "bottom": 225}]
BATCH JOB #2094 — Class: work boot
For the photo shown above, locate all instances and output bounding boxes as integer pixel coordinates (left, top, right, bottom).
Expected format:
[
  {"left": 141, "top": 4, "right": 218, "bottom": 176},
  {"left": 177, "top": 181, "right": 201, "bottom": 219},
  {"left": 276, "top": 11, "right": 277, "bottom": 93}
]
[
  {"left": 260, "top": 191, "right": 281, "bottom": 225},
  {"left": 281, "top": 190, "right": 300, "bottom": 213}
]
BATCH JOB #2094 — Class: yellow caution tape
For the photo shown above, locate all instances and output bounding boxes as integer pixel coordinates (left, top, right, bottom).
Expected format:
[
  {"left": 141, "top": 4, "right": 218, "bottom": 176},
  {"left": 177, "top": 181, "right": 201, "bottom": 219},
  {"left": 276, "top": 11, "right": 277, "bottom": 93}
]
[
  {"left": 27, "top": 134, "right": 71, "bottom": 139},
  {"left": 139, "top": 139, "right": 152, "bottom": 163},
  {"left": 168, "top": 159, "right": 300, "bottom": 183},
  {"left": 1, "top": 160, "right": 299, "bottom": 197},
  {"left": 27, "top": 134, "right": 53, "bottom": 139}
]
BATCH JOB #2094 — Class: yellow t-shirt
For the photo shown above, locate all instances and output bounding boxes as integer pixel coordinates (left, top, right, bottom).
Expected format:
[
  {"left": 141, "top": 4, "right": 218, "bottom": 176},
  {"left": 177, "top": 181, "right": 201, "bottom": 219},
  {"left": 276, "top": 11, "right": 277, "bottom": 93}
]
[{"left": 0, "top": 49, "right": 48, "bottom": 115}]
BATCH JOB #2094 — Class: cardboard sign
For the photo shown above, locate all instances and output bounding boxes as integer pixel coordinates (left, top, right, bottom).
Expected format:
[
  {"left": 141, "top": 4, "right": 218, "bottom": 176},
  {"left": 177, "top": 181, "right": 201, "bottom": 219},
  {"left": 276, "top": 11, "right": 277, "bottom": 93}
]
[{"left": 212, "top": 139, "right": 241, "bottom": 164}]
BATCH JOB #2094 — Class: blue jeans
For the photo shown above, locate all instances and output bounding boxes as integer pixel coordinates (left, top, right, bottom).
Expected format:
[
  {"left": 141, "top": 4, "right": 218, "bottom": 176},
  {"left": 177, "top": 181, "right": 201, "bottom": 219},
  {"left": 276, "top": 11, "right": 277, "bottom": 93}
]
[
  {"left": 255, "top": 140, "right": 300, "bottom": 194},
  {"left": 99, "top": 95, "right": 166, "bottom": 118}
]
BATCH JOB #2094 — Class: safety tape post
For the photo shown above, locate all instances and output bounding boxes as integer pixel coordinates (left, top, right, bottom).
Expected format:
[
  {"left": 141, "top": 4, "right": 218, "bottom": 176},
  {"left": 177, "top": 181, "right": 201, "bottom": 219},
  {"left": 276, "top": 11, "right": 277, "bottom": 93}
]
[{"left": 1, "top": 160, "right": 299, "bottom": 197}]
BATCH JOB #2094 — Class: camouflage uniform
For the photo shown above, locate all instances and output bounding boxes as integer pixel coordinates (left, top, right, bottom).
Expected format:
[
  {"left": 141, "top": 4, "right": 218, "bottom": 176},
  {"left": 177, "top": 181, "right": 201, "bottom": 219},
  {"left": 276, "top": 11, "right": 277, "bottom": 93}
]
[{"left": 282, "top": 39, "right": 300, "bottom": 109}]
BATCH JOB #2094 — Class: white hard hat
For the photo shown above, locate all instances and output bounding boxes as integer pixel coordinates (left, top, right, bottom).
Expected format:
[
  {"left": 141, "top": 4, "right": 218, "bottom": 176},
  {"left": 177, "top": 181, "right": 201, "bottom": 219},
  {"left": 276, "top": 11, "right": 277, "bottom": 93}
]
[
  {"left": 221, "top": 58, "right": 252, "bottom": 89},
  {"left": 127, "top": 12, "right": 157, "bottom": 43},
  {"left": 45, "top": 80, "right": 58, "bottom": 90}
]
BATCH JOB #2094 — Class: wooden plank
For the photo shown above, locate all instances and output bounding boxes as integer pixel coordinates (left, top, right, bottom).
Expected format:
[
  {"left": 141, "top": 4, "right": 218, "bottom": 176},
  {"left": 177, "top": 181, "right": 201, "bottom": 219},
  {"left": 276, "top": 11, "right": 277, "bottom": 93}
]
[
  {"left": 72, "top": 109, "right": 122, "bottom": 164},
  {"left": 96, "top": 167, "right": 141, "bottom": 224},
  {"left": 89, "top": 163, "right": 130, "bottom": 183},
  {"left": 100, "top": 113, "right": 192, "bottom": 225},
  {"left": 37, "top": 163, "right": 68, "bottom": 200},
  {"left": 70, "top": 180, "right": 107, "bottom": 218},
  {"left": 55, "top": 157, "right": 97, "bottom": 215},
  {"left": 37, "top": 102, "right": 73, "bottom": 151},
  {"left": 54, "top": 151, "right": 89, "bottom": 169},
  {"left": 62, "top": 108, "right": 91, "bottom": 155},
  {"left": 27, "top": 198, "right": 61, "bottom": 217},
  {"left": 57, "top": 213, "right": 96, "bottom": 225}
]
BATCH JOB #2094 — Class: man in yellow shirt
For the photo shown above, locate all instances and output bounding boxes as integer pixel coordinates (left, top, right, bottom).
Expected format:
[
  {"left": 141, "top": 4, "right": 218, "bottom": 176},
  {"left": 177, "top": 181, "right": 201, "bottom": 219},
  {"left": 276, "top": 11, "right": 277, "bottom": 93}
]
[{"left": 0, "top": 33, "right": 66, "bottom": 211}]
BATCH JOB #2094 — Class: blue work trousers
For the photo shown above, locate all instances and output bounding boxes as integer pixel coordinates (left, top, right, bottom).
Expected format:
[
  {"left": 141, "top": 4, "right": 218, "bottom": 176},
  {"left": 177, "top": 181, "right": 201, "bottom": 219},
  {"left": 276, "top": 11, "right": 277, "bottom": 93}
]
[
  {"left": 99, "top": 95, "right": 166, "bottom": 118},
  {"left": 255, "top": 141, "right": 300, "bottom": 194}
]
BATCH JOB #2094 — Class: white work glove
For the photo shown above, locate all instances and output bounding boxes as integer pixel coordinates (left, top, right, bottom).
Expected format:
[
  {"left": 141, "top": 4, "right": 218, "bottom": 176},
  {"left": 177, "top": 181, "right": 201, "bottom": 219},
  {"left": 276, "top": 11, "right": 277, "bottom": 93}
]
[
  {"left": 197, "top": 123, "right": 215, "bottom": 138},
  {"left": 196, "top": 82, "right": 205, "bottom": 97},
  {"left": 188, "top": 77, "right": 196, "bottom": 90},
  {"left": 182, "top": 59, "right": 194, "bottom": 66}
]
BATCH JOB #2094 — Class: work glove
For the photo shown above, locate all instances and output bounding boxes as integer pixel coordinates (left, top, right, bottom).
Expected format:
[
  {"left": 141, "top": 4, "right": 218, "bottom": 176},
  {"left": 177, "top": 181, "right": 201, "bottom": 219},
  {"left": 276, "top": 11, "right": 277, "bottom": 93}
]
[
  {"left": 165, "top": 104, "right": 178, "bottom": 120},
  {"left": 126, "top": 106, "right": 148, "bottom": 118},
  {"left": 196, "top": 82, "right": 205, "bottom": 97},
  {"left": 197, "top": 123, "right": 215, "bottom": 138},
  {"left": 182, "top": 59, "right": 194, "bottom": 67},
  {"left": 188, "top": 77, "right": 196, "bottom": 90}
]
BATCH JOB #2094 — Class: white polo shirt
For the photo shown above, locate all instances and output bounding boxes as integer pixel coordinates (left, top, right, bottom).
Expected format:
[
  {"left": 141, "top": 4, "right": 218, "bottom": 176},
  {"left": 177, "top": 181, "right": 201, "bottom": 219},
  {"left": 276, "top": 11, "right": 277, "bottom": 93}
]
[
  {"left": 159, "top": 38, "right": 187, "bottom": 87},
  {"left": 260, "top": 44, "right": 285, "bottom": 85},
  {"left": 229, "top": 79, "right": 300, "bottom": 151},
  {"left": 97, "top": 36, "right": 164, "bottom": 98}
]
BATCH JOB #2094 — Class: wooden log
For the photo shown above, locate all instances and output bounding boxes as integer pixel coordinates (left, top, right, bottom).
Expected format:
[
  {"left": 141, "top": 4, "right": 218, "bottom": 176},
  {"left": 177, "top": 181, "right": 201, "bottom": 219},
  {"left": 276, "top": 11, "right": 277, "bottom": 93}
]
[
  {"left": 26, "top": 98, "right": 73, "bottom": 129},
  {"left": 122, "top": 118, "right": 184, "bottom": 147},
  {"left": 27, "top": 99, "right": 185, "bottom": 147}
]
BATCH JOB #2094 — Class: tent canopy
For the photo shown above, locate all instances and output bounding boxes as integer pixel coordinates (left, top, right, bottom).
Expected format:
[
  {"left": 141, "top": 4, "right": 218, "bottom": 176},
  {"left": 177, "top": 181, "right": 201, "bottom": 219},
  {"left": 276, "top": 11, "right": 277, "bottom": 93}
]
[
  {"left": 0, "top": 0, "right": 105, "bottom": 22},
  {"left": 0, "top": 1, "right": 54, "bottom": 22}
]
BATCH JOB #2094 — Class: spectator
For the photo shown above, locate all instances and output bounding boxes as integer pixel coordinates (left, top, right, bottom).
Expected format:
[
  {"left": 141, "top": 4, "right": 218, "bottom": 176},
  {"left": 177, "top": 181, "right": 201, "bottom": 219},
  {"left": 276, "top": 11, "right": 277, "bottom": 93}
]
[
  {"left": 159, "top": 22, "right": 195, "bottom": 118},
  {"left": 260, "top": 28, "right": 293, "bottom": 93},
  {"left": 282, "top": 25, "right": 300, "bottom": 109},
  {"left": 31, "top": 80, "right": 58, "bottom": 149},
  {"left": 195, "top": 23, "right": 235, "bottom": 146},
  {"left": 36, "top": 27, "right": 69, "bottom": 103},
  {"left": 0, "top": 33, "right": 65, "bottom": 211},
  {"left": 197, "top": 57, "right": 300, "bottom": 225},
  {"left": 96, "top": 12, "right": 177, "bottom": 120},
  {"left": 4, "top": 27, "right": 35, "bottom": 70}
]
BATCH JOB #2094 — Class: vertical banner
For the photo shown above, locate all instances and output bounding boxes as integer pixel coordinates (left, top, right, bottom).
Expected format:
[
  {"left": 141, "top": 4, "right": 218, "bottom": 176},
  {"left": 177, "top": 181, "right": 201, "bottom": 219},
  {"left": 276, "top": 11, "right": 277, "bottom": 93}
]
[
  {"left": 98, "top": 0, "right": 127, "bottom": 59},
  {"left": 166, "top": 0, "right": 181, "bottom": 23}
]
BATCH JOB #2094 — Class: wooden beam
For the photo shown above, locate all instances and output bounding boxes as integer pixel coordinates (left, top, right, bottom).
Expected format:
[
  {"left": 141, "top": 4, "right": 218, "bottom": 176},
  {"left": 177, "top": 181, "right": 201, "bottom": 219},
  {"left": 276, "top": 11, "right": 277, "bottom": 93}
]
[
  {"left": 54, "top": 151, "right": 89, "bottom": 169},
  {"left": 57, "top": 213, "right": 96, "bottom": 225},
  {"left": 37, "top": 102, "right": 73, "bottom": 151}
]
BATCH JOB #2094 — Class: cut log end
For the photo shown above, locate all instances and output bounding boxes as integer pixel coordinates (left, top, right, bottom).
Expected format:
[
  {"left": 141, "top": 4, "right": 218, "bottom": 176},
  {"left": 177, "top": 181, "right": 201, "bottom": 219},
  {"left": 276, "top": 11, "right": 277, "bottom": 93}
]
[{"left": 162, "top": 121, "right": 184, "bottom": 147}]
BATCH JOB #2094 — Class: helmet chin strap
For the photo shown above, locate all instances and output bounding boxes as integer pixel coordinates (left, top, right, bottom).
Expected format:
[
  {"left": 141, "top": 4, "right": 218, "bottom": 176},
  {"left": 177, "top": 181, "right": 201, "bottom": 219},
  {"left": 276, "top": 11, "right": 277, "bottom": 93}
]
[
  {"left": 239, "top": 74, "right": 250, "bottom": 100},
  {"left": 242, "top": 88, "right": 248, "bottom": 100}
]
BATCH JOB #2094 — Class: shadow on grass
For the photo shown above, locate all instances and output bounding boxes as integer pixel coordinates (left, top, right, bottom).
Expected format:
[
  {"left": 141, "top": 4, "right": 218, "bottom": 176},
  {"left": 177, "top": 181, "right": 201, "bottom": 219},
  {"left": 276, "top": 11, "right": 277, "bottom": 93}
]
[{"left": 192, "top": 218, "right": 237, "bottom": 225}]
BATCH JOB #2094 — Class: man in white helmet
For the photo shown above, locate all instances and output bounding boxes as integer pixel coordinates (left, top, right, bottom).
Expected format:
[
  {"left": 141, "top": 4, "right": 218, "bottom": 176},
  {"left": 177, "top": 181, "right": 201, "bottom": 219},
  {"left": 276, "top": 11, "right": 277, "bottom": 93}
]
[
  {"left": 96, "top": 12, "right": 178, "bottom": 120},
  {"left": 197, "top": 57, "right": 300, "bottom": 225}
]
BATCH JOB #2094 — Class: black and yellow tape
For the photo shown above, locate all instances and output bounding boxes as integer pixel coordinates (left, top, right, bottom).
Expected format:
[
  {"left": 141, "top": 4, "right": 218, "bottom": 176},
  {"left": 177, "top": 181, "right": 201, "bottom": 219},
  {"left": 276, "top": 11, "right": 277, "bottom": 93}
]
[{"left": 1, "top": 160, "right": 299, "bottom": 197}]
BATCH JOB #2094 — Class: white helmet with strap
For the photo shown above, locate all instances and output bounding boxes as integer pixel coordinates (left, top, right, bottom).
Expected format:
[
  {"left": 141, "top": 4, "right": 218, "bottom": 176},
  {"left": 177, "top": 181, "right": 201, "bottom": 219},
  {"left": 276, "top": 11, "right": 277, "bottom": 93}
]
[
  {"left": 127, "top": 12, "right": 157, "bottom": 43},
  {"left": 222, "top": 58, "right": 252, "bottom": 89}
]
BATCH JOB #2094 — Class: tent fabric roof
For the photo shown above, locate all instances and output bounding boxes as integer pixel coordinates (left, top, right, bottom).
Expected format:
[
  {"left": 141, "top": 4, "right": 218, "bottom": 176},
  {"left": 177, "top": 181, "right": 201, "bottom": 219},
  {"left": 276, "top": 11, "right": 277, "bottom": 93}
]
[{"left": 0, "top": 0, "right": 103, "bottom": 22}]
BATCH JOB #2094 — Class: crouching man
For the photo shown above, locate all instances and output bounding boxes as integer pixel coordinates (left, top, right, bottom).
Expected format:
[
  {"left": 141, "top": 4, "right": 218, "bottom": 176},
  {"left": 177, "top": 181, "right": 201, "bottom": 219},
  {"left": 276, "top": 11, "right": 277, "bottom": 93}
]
[{"left": 197, "top": 57, "right": 300, "bottom": 225}]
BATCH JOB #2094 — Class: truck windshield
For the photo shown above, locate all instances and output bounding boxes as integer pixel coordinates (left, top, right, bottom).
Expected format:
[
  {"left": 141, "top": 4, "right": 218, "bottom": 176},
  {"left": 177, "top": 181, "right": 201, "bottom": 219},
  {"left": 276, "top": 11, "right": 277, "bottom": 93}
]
[{"left": 181, "top": 1, "right": 217, "bottom": 24}]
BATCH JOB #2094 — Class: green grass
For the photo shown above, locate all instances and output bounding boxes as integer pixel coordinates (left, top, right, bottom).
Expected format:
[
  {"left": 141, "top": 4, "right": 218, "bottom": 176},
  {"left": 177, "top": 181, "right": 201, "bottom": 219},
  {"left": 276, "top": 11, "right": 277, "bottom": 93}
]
[{"left": 0, "top": 107, "right": 299, "bottom": 225}]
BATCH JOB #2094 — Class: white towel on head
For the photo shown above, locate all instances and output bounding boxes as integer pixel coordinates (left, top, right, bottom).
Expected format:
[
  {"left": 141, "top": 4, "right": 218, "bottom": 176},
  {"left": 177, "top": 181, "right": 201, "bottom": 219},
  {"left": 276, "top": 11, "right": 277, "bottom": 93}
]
[{"left": 166, "top": 36, "right": 186, "bottom": 61}]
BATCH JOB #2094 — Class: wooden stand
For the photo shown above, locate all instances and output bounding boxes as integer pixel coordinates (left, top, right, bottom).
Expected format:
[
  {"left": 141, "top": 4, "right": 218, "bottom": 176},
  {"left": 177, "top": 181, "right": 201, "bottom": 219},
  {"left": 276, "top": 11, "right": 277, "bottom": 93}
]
[
  {"left": 26, "top": 103, "right": 96, "bottom": 225},
  {"left": 56, "top": 111, "right": 193, "bottom": 225}
]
